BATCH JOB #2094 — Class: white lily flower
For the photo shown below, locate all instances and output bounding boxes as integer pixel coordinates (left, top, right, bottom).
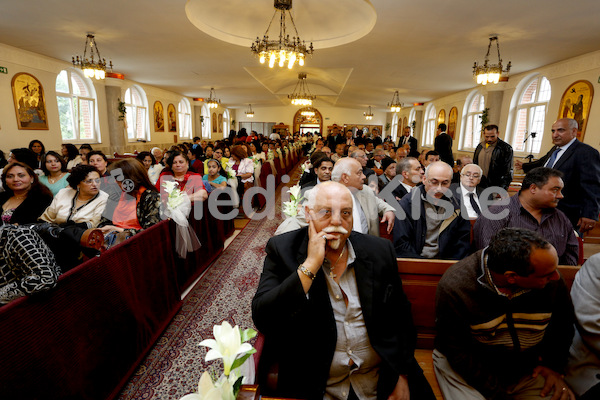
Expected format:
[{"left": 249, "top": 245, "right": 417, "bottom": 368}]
[
  {"left": 199, "top": 321, "right": 254, "bottom": 376},
  {"left": 179, "top": 372, "right": 222, "bottom": 400},
  {"left": 162, "top": 180, "right": 179, "bottom": 194},
  {"left": 288, "top": 184, "right": 301, "bottom": 201}
]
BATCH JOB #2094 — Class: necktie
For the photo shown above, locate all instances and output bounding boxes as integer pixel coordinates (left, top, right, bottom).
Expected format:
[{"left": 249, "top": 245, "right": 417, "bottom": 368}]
[
  {"left": 546, "top": 147, "right": 562, "bottom": 168},
  {"left": 468, "top": 192, "right": 481, "bottom": 216}
]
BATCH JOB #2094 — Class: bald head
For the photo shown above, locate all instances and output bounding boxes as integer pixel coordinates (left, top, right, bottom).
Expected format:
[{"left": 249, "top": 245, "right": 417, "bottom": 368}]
[{"left": 424, "top": 161, "right": 453, "bottom": 199}]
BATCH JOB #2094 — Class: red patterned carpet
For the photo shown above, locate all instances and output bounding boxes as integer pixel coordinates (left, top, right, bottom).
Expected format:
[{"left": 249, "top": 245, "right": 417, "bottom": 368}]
[{"left": 118, "top": 167, "right": 300, "bottom": 400}]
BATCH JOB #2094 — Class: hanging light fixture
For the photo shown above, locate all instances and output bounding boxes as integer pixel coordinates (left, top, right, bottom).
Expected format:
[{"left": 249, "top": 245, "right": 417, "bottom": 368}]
[
  {"left": 206, "top": 88, "right": 221, "bottom": 109},
  {"left": 250, "top": 0, "right": 314, "bottom": 69},
  {"left": 473, "top": 36, "right": 512, "bottom": 85},
  {"left": 364, "top": 106, "right": 374, "bottom": 120},
  {"left": 388, "top": 91, "right": 402, "bottom": 113},
  {"left": 288, "top": 73, "right": 316, "bottom": 106},
  {"left": 300, "top": 106, "right": 316, "bottom": 117},
  {"left": 72, "top": 33, "right": 113, "bottom": 80},
  {"left": 245, "top": 104, "right": 255, "bottom": 118}
]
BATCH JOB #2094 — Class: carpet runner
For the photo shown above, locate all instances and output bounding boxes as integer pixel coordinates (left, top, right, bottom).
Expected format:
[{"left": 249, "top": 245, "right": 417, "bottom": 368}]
[{"left": 118, "top": 166, "right": 301, "bottom": 400}]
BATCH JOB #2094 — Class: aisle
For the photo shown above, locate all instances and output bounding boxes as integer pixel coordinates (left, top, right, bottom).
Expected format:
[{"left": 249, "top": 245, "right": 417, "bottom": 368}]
[{"left": 118, "top": 166, "right": 301, "bottom": 400}]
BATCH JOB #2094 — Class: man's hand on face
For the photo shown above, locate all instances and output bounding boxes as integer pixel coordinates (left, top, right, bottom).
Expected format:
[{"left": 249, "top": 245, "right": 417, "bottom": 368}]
[{"left": 532, "top": 366, "right": 575, "bottom": 400}]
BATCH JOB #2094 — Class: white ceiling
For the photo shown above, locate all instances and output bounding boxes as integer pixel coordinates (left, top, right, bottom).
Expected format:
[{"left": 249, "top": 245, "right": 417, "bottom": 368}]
[{"left": 2, "top": 0, "right": 600, "bottom": 113}]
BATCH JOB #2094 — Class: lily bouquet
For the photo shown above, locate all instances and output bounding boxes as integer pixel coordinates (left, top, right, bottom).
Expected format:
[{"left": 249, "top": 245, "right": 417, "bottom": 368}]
[
  {"left": 162, "top": 179, "right": 201, "bottom": 258},
  {"left": 181, "top": 321, "right": 257, "bottom": 400},
  {"left": 282, "top": 184, "right": 303, "bottom": 218},
  {"left": 224, "top": 165, "right": 236, "bottom": 180},
  {"left": 267, "top": 149, "right": 275, "bottom": 161}
]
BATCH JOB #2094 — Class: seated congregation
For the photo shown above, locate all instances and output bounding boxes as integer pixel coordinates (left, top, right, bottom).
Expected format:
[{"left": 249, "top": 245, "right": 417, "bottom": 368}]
[
  {"left": 0, "top": 133, "right": 300, "bottom": 305},
  {"left": 254, "top": 118, "right": 599, "bottom": 399}
]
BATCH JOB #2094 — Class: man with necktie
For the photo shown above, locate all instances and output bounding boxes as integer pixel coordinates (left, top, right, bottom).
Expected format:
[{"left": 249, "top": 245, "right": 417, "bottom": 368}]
[{"left": 516, "top": 118, "right": 600, "bottom": 234}]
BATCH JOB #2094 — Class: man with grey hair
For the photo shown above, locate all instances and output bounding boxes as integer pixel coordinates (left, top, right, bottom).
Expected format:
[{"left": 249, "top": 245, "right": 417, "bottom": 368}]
[
  {"left": 516, "top": 118, "right": 600, "bottom": 234},
  {"left": 367, "top": 148, "right": 386, "bottom": 176},
  {"left": 350, "top": 149, "right": 375, "bottom": 183},
  {"left": 393, "top": 161, "right": 471, "bottom": 259},
  {"left": 275, "top": 158, "right": 395, "bottom": 236},
  {"left": 450, "top": 163, "right": 483, "bottom": 219},
  {"left": 253, "top": 181, "right": 436, "bottom": 400},
  {"left": 392, "top": 157, "right": 424, "bottom": 201},
  {"left": 331, "top": 157, "right": 396, "bottom": 235}
]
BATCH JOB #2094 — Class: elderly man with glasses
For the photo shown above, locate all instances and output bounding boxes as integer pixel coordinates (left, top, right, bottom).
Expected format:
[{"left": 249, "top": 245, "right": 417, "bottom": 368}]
[{"left": 450, "top": 163, "right": 484, "bottom": 219}]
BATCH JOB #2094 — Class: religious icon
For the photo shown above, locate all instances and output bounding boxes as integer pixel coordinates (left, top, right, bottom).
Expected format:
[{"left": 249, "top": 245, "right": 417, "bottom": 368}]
[
  {"left": 154, "top": 101, "right": 164, "bottom": 132},
  {"left": 11, "top": 72, "right": 49, "bottom": 130},
  {"left": 558, "top": 80, "right": 594, "bottom": 141},
  {"left": 167, "top": 103, "right": 177, "bottom": 132},
  {"left": 448, "top": 107, "right": 458, "bottom": 139}
]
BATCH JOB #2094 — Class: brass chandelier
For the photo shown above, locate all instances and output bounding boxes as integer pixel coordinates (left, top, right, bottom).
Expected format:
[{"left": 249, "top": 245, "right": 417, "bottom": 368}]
[
  {"left": 72, "top": 34, "right": 113, "bottom": 80},
  {"left": 364, "top": 106, "right": 373, "bottom": 120},
  {"left": 473, "top": 36, "right": 512, "bottom": 85},
  {"left": 288, "top": 73, "right": 316, "bottom": 106},
  {"left": 245, "top": 104, "right": 255, "bottom": 118},
  {"left": 206, "top": 88, "right": 221, "bottom": 109},
  {"left": 388, "top": 91, "right": 402, "bottom": 113},
  {"left": 250, "top": 0, "right": 314, "bottom": 69},
  {"left": 300, "top": 106, "right": 316, "bottom": 117}
]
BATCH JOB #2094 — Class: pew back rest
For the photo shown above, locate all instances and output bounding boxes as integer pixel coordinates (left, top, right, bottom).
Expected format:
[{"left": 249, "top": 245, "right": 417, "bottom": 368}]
[{"left": 397, "top": 258, "right": 579, "bottom": 349}]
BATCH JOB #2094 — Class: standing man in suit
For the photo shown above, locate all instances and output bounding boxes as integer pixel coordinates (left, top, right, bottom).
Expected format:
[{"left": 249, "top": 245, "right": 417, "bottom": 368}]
[
  {"left": 398, "top": 126, "right": 419, "bottom": 158},
  {"left": 253, "top": 181, "right": 436, "bottom": 400},
  {"left": 434, "top": 123, "right": 454, "bottom": 167},
  {"left": 516, "top": 118, "right": 600, "bottom": 233},
  {"left": 473, "top": 124, "right": 513, "bottom": 190}
]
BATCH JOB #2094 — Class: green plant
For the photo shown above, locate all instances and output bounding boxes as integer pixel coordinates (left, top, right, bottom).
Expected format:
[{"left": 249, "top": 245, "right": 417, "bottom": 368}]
[
  {"left": 411, "top": 120, "right": 416, "bottom": 133},
  {"left": 385, "top": 122, "right": 391, "bottom": 132},
  {"left": 231, "top": 119, "right": 236, "bottom": 129},
  {"left": 480, "top": 107, "right": 490, "bottom": 131},
  {"left": 117, "top": 99, "right": 126, "bottom": 121},
  {"left": 200, "top": 115, "right": 204, "bottom": 126}
]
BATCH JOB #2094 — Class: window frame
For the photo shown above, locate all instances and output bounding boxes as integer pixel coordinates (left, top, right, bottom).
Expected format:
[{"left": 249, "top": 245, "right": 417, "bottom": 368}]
[
  {"left": 390, "top": 114, "right": 399, "bottom": 143},
  {"left": 178, "top": 98, "right": 192, "bottom": 139},
  {"left": 124, "top": 85, "right": 150, "bottom": 142},
  {"left": 55, "top": 69, "right": 100, "bottom": 143},
  {"left": 201, "top": 104, "right": 210, "bottom": 138},
  {"left": 422, "top": 104, "right": 437, "bottom": 147},
  {"left": 459, "top": 90, "right": 485, "bottom": 151},
  {"left": 508, "top": 75, "right": 551, "bottom": 155}
]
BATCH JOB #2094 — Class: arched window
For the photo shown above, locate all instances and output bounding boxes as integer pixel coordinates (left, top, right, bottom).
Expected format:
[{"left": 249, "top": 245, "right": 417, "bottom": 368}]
[
  {"left": 510, "top": 76, "right": 551, "bottom": 153},
  {"left": 178, "top": 98, "right": 192, "bottom": 139},
  {"left": 460, "top": 91, "right": 485, "bottom": 150},
  {"left": 222, "top": 109, "right": 230, "bottom": 138},
  {"left": 408, "top": 109, "right": 416, "bottom": 139},
  {"left": 201, "top": 104, "right": 210, "bottom": 138},
  {"left": 423, "top": 104, "right": 436, "bottom": 146},
  {"left": 390, "top": 114, "right": 399, "bottom": 144},
  {"left": 55, "top": 69, "right": 99, "bottom": 142},
  {"left": 124, "top": 86, "right": 149, "bottom": 141}
]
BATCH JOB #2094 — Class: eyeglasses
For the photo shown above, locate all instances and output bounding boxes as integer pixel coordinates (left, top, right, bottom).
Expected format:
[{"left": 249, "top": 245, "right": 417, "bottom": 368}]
[
  {"left": 462, "top": 173, "right": 481, "bottom": 178},
  {"left": 83, "top": 178, "right": 101, "bottom": 185}
]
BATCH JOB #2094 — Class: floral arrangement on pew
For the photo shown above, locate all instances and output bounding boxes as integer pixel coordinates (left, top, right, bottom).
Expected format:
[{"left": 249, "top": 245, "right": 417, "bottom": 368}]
[
  {"left": 250, "top": 154, "right": 262, "bottom": 169},
  {"left": 282, "top": 184, "right": 303, "bottom": 218},
  {"left": 162, "top": 180, "right": 201, "bottom": 258},
  {"left": 180, "top": 321, "right": 257, "bottom": 400}
]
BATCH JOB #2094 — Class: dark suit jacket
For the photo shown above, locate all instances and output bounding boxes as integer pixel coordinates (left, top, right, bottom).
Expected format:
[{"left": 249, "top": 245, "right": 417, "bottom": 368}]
[
  {"left": 522, "top": 140, "right": 600, "bottom": 226},
  {"left": 434, "top": 132, "right": 454, "bottom": 166},
  {"left": 252, "top": 228, "right": 426, "bottom": 399},
  {"left": 398, "top": 136, "right": 419, "bottom": 158},
  {"left": 393, "top": 185, "right": 471, "bottom": 259},
  {"left": 449, "top": 183, "right": 483, "bottom": 217}
]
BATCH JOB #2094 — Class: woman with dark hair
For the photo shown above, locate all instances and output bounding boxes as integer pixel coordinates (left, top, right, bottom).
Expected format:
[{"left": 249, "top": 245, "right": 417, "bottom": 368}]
[
  {"left": 87, "top": 151, "right": 109, "bottom": 177},
  {"left": 229, "top": 145, "right": 254, "bottom": 202},
  {"left": 156, "top": 150, "right": 208, "bottom": 202},
  {"left": 40, "top": 164, "right": 108, "bottom": 229},
  {"left": 39, "top": 151, "right": 70, "bottom": 196},
  {"left": 35, "top": 165, "right": 107, "bottom": 270},
  {"left": 98, "top": 159, "right": 161, "bottom": 242},
  {"left": 136, "top": 151, "right": 163, "bottom": 185},
  {"left": 28, "top": 140, "right": 46, "bottom": 169},
  {"left": 135, "top": 151, "right": 155, "bottom": 171},
  {"left": 1, "top": 162, "right": 53, "bottom": 225},
  {"left": 8, "top": 148, "right": 39, "bottom": 171},
  {"left": 79, "top": 144, "right": 93, "bottom": 165},
  {"left": 62, "top": 143, "right": 82, "bottom": 170}
]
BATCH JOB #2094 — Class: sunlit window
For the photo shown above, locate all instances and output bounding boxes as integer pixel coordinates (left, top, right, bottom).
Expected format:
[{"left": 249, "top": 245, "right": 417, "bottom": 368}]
[
  {"left": 423, "top": 105, "right": 436, "bottom": 146},
  {"left": 124, "top": 86, "right": 149, "bottom": 141},
  {"left": 55, "top": 69, "right": 98, "bottom": 142},
  {"left": 460, "top": 92, "right": 485, "bottom": 150},
  {"left": 178, "top": 98, "right": 191, "bottom": 139},
  {"left": 510, "top": 76, "right": 551, "bottom": 153}
]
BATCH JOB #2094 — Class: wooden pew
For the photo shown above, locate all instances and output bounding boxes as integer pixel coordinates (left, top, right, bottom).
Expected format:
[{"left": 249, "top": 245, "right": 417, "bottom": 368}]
[{"left": 397, "top": 257, "right": 580, "bottom": 399}]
